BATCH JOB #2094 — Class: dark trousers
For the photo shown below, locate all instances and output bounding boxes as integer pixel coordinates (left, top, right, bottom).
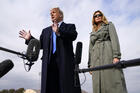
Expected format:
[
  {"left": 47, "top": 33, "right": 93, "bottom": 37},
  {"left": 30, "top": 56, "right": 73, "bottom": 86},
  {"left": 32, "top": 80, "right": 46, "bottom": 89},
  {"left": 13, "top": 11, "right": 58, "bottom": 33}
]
[{"left": 46, "top": 53, "right": 60, "bottom": 93}]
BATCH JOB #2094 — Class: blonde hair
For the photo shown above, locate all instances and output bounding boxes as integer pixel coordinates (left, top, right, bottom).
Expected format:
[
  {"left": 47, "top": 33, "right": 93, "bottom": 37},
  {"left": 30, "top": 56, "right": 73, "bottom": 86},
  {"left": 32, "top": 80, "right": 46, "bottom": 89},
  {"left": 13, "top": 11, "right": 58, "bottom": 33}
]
[
  {"left": 92, "top": 10, "right": 108, "bottom": 31},
  {"left": 51, "top": 7, "right": 64, "bottom": 20},
  {"left": 24, "top": 89, "right": 37, "bottom": 93}
]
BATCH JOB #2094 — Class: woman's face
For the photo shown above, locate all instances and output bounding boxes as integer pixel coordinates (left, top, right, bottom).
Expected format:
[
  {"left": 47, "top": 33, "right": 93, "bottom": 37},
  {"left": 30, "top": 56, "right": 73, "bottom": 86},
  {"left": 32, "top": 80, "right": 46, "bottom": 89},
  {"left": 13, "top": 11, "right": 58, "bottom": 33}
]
[{"left": 94, "top": 12, "right": 102, "bottom": 24}]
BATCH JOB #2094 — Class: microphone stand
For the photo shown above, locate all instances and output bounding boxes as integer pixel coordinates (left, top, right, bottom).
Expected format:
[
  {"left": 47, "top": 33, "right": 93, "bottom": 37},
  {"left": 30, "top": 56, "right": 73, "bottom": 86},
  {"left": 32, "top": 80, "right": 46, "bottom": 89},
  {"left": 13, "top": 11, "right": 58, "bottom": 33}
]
[
  {"left": 0, "top": 46, "right": 34, "bottom": 71},
  {"left": 77, "top": 58, "right": 140, "bottom": 73},
  {"left": 0, "top": 46, "right": 28, "bottom": 59}
]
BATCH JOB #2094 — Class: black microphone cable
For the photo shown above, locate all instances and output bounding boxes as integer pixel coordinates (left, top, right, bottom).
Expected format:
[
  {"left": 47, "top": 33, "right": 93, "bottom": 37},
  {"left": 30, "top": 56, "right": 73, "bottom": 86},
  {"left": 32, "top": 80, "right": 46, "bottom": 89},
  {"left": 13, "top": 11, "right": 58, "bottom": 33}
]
[
  {"left": 23, "top": 58, "right": 34, "bottom": 72},
  {"left": 16, "top": 51, "right": 33, "bottom": 72}
]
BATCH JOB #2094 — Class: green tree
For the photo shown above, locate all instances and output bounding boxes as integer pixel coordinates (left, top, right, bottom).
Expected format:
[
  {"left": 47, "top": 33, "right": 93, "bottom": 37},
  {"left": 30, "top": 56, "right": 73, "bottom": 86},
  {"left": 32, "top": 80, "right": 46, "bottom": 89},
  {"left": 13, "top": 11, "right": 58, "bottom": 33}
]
[
  {"left": 9, "top": 89, "right": 15, "bottom": 93},
  {"left": 1, "top": 89, "right": 8, "bottom": 93},
  {"left": 15, "top": 88, "right": 25, "bottom": 93}
]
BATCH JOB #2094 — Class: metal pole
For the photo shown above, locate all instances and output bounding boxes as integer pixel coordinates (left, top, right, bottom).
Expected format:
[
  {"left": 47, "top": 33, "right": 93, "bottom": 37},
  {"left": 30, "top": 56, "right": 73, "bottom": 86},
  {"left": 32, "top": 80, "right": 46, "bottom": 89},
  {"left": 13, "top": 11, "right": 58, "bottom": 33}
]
[
  {"left": 77, "top": 58, "right": 140, "bottom": 73},
  {"left": 0, "top": 46, "right": 27, "bottom": 57}
]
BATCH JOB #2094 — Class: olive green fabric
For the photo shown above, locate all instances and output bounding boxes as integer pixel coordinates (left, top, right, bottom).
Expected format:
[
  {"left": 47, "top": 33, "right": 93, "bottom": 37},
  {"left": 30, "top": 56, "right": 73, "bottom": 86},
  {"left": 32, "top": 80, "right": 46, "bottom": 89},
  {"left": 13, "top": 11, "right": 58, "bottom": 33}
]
[{"left": 88, "top": 22, "right": 127, "bottom": 93}]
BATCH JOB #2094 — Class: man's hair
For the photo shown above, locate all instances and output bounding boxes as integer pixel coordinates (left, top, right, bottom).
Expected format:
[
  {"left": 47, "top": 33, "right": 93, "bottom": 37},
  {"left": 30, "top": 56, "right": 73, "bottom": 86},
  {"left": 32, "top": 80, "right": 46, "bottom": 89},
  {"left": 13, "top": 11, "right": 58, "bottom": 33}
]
[
  {"left": 24, "top": 89, "right": 37, "bottom": 93},
  {"left": 51, "top": 7, "right": 64, "bottom": 20}
]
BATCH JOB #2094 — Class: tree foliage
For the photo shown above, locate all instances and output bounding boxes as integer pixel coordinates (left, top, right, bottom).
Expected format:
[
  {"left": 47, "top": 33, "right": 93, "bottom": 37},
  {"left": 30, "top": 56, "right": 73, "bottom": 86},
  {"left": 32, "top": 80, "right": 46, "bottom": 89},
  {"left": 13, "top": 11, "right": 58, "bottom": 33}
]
[{"left": 0, "top": 88, "right": 25, "bottom": 93}]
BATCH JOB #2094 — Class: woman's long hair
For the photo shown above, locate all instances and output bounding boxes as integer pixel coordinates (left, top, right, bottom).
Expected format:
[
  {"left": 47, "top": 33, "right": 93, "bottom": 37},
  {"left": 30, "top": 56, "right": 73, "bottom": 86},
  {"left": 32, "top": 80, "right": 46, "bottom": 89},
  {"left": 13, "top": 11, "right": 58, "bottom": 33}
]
[{"left": 92, "top": 10, "right": 109, "bottom": 31}]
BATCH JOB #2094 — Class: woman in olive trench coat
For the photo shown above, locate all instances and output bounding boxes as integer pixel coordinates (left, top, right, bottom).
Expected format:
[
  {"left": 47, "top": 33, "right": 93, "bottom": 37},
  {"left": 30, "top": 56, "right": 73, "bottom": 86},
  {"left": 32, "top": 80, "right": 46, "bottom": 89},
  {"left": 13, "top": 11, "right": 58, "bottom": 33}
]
[{"left": 88, "top": 10, "right": 128, "bottom": 93}]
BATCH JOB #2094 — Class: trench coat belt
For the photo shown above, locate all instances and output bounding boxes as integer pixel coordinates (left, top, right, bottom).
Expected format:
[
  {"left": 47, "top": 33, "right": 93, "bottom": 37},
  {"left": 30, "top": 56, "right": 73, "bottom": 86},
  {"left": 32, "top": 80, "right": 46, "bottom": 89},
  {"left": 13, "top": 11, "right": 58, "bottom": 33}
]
[{"left": 96, "top": 39, "right": 110, "bottom": 43}]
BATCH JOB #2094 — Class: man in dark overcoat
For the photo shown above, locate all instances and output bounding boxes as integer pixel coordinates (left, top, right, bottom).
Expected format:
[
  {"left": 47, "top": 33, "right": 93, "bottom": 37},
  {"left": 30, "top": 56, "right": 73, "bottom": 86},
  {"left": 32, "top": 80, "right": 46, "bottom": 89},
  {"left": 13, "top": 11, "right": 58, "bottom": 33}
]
[{"left": 19, "top": 7, "right": 81, "bottom": 93}]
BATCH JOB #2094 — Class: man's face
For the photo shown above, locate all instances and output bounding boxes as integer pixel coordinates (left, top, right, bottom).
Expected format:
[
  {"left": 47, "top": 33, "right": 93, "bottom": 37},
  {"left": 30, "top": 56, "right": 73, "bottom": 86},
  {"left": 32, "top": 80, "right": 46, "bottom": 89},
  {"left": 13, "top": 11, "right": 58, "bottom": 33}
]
[{"left": 50, "top": 9, "right": 61, "bottom": 23}]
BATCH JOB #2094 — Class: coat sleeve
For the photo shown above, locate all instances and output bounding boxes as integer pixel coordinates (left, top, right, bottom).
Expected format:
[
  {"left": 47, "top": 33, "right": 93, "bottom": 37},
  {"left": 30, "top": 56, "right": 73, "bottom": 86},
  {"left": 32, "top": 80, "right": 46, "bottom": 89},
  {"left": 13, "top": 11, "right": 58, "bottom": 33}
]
[
  {"left": 108, "top": 22, "right": 121, "bottom": 59},
  {"left": 25, "top": 30, "right": 44, "bottom": 49},
  {"left": 25, "top": 36, "right": 35, "bottom": 45},
  {"left": 59, "top": 24, "right": 77, "bottom": 41}
]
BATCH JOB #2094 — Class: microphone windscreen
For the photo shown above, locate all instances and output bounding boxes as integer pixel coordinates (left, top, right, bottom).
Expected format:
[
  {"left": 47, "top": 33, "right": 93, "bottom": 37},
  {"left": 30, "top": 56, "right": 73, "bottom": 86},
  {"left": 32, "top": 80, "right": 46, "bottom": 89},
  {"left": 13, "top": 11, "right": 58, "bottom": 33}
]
[
  {"left": 0, "top": 59, "right": 14, "bottom": 78},
  {"left": 75, "top": 42, "right": 82, "bottom": 65},
  {"left": 26, "top": 39, "right": 41, "bottom": 62}
]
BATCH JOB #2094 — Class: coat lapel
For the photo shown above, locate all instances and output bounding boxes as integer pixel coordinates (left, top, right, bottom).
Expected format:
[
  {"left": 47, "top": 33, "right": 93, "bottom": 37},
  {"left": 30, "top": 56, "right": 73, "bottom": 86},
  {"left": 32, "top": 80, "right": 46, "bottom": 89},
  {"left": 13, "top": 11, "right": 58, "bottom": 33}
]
[
  {"left": 59, "top": 22, "right": 66, "bottom": 31},
  {"left": 97, "top": 23, "right": 107, "bottom": 32}
]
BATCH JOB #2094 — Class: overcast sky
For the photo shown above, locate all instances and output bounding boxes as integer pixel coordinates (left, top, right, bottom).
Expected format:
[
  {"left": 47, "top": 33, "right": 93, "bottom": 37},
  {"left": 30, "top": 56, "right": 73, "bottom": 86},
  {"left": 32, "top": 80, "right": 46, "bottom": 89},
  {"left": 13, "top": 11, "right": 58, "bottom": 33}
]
[{"left": 0, "top": 0, "right": 140, "bottom": 93}]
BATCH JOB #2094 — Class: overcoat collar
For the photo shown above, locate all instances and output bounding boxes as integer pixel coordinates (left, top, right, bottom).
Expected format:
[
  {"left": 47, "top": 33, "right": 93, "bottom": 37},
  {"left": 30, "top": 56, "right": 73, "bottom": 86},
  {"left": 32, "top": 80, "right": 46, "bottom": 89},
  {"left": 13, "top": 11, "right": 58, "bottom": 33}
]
[{"left": 92, "top": 22, "right": 107, "bottom": 32}]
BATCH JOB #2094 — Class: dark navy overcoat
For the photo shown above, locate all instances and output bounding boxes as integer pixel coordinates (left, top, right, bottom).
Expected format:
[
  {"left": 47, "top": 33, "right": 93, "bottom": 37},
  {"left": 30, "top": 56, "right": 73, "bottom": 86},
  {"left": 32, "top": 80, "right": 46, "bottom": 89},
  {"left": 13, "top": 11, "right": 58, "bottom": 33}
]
[{"left": 26, "top": 22, "right": 81, "bottom": 93}]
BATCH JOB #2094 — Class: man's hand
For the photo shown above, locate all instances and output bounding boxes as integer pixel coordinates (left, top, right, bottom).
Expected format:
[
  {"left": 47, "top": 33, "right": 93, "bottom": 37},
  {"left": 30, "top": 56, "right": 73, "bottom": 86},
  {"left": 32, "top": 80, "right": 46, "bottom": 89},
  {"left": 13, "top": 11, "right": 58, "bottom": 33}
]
[
  {"left": 52, "top": 22, "right": 59, "bottom": 35},
  {"left": 19, "top": 30, "right": 31, "bottom": 40}
]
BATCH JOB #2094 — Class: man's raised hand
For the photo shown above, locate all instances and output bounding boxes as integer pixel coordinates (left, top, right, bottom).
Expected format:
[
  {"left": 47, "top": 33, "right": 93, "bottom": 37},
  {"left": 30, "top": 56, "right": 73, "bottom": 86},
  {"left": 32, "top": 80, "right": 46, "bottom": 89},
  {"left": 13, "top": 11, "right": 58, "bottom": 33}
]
[{"left": 19, "top": 30, "right": 31, "bottom": 40}]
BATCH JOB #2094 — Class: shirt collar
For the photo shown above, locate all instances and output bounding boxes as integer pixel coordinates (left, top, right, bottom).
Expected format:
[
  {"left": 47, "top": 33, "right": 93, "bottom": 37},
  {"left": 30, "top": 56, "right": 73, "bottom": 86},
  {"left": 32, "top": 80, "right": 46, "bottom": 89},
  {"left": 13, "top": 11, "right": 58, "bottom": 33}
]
[{"left": 58, "top": 21, "right": 63, "bottom": 27}]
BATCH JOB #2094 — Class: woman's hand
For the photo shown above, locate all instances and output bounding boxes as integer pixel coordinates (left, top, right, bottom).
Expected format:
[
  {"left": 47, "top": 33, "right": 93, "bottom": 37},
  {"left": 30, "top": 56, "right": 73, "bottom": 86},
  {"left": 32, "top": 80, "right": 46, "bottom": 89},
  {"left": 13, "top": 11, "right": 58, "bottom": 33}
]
[
  {"left": 113, "top": 58, "right": 120, "bottom": 64},
  {"left": 19, "top": 30, "right": 31, "bottom": 40}
]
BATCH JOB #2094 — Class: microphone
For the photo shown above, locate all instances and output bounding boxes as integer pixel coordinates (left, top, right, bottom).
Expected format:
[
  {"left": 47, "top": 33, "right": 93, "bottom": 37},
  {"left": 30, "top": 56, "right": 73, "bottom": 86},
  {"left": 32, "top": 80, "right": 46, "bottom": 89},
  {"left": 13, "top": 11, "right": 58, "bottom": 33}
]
[
  {"left": 0, "top": 39, "right": 40, "bottom": 62},
  {"left": 75, "top": 42, "right": 83, "bottom": 65},
  {"left": 24, "top": 39, "right": 40, "bottom": 71},
  {"left": 74, "top": 42, "right": 83, "bottom": 87},
  {"left": 26, "top": 39, "right": 41, "bottom": 62},
  {"left": 78, "top": 58, "right": 140, "bottom": 73},
  {"left": 0, "top": 59, "right": 14, "bottom": 78},
  {"left": 0, "top": 39, "right": 40, "bottom": 71}
]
